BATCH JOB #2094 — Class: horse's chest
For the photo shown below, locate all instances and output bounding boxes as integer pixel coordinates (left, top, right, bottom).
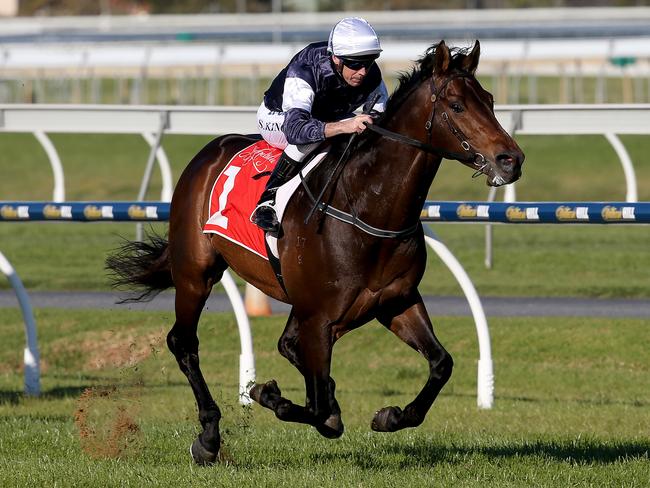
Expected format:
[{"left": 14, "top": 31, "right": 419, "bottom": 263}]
[{"left": 374, "top": 242, "right": 423, "bottom": 286}]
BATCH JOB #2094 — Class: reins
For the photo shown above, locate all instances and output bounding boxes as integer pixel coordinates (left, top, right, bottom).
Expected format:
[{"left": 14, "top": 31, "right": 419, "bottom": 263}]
[
  {"left": 300, "top": 72, "right": 490, "bottom": 239},
  {"left": 366, "top": 73, "right": 489, "bottom": 177},
  {"left": 304, "top": 94, "right": 380, "bottom": 225},
  {"left": 364, "top": 123, "right": 469, "bottom": 163}
]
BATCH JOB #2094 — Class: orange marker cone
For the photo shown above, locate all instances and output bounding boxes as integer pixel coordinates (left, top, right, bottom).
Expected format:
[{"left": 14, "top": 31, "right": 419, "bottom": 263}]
[{"left": 244, "top": 283, "right": 272, "bottom": 316}]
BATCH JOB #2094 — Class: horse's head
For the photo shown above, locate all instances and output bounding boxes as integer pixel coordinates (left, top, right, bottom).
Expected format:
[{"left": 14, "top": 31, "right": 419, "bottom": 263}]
[{"left": 423, "top": 40, "right": 524, "bottom": 186}]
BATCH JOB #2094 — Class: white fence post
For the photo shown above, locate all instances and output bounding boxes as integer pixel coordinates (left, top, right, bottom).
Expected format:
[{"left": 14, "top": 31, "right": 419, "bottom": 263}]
[
  {"left": 422, "top": 225, "right": 494, "bottom": 409},
  {"left": 33, "top": 131, "right": 65, "bottom": 202},
  {"left": 604, "top": 132, "right": 638, "bottom": 203},
  {"left": 136, "top": 110, "right": 170, "bottom": 241},
  {"left": 141, "top": 131, "right": 174, "bottom": 202},
  {"left": 0, "top": 251, "right": 40, "bottom": 396},
  {"left": 219, "top": 270, "right": 256, "bottom": 405}
]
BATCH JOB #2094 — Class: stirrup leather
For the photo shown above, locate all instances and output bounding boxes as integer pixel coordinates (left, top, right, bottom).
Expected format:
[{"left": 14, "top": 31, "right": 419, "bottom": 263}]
[{"left": 251, "top": 151, "right": 303, "bottom": 232}]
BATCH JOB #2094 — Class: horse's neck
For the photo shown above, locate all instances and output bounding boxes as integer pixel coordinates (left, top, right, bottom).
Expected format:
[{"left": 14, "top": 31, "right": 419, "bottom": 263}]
[{"left": 342, "top": 87, "right": 440, "bottom": 229}]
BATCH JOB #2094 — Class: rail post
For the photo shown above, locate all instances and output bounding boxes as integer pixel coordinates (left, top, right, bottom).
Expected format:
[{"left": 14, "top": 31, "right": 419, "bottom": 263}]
[{"left": 0, "top": 251, "right": 40, "bottom": 396}]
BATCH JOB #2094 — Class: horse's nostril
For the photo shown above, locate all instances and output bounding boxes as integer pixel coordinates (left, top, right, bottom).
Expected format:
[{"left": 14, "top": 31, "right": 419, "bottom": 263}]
[{"left": 496, "top": 153, "right": 515, "bottom": 166}]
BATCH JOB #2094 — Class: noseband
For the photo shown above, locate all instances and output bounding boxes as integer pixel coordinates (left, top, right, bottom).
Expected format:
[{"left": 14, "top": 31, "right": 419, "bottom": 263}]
[
  {"left": 440, "top": 110, "right": 487, "bottom": 178},
  {"left": 365, "top": 73, "right": 489, "bottom": 177}
]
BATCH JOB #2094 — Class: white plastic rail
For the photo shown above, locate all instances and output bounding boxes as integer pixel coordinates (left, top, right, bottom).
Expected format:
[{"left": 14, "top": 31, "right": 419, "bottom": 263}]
[
  {"left": 0, "top": 251, "right": 40, "bottom": 396},
  {"left": 422, "top": 225, "right": 493, "bottom": 409}
]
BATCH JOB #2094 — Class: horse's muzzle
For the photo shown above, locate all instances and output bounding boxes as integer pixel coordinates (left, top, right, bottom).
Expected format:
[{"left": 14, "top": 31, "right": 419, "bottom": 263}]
[{"left": 487, "top": 151, "right": 524, "bottom": 186}]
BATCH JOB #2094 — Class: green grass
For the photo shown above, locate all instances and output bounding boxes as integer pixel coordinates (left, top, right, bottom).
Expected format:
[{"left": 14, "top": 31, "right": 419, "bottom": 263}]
[
  {"left": 0, "top": 133, "right": 213, "bottom": 201},
  {"left": 1, "top": 222, "right": 648, "bottom": 298},
  {"left": 0, "top": 309, "right": 648, "bottom": 486},
  {"left": 430, "top": 134, "right": 650, "bottom": 202}
]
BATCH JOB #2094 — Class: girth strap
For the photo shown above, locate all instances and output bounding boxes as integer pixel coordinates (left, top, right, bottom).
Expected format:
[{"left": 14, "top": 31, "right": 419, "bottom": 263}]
[{"left": 299, "top": 170, "right": 420, "bottom": 239}]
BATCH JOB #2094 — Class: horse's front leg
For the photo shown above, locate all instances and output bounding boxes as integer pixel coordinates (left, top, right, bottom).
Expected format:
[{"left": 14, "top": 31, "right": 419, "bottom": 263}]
[
  {"left": 250, "top": 312, "right": 343, "bottom": 438},
  {"left": 373, "top": 296, "right": 453, "bottom": 432}
]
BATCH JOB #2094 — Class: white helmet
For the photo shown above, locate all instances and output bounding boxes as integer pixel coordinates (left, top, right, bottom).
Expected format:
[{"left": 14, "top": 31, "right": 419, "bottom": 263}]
[{"left": 327, "top": 17, "right": 382, "bottom": 58}]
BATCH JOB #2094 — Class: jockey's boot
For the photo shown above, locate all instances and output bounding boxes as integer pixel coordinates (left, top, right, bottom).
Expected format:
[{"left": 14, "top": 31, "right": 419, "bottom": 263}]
[{"left": 251, "top": 151, "right": 302, "bottom": 233}]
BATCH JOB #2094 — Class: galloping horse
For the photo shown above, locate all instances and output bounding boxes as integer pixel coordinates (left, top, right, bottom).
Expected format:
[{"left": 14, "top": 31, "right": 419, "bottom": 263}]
[{"left": 107, "top": 40, "right": 523, "bottom": 464}]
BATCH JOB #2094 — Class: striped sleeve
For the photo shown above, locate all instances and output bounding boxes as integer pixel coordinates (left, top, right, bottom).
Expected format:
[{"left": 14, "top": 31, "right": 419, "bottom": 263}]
[{"left": 281, "top": 76, "right": 326, "bottom": 145}]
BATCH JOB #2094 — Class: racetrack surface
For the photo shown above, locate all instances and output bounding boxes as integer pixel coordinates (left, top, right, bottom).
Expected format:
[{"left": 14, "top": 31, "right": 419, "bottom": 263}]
[{"left": 1, "top": 291, "right": 649, "bottom": 318}]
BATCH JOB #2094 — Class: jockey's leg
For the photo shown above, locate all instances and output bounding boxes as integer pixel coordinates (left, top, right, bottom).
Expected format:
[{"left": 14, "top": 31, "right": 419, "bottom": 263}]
[
  {"left": 256, "top": 150, "right": 302, "bottom": 207},
  {"left": 251, "top": 143, "right": 315, "bottom": 233}
]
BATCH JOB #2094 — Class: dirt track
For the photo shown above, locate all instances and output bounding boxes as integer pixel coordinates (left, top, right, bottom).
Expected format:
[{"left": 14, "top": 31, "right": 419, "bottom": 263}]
[{"left": 1, "top": 290, "right": 649, "bottom": 318}]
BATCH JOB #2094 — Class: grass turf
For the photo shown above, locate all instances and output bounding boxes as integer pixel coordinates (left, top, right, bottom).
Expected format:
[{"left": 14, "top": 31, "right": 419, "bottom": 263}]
[
  {"left": 0, "top": 309, "right": 648, "bottom": 486},
  {"left": 1, "top": 221, "right": 649, "bottom": 298}
]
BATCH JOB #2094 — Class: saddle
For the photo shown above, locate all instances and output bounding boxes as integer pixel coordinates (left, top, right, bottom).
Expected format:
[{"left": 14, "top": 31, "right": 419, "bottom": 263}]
[{"left": 203, "top": 140, "right": 327, "bottom": 260}]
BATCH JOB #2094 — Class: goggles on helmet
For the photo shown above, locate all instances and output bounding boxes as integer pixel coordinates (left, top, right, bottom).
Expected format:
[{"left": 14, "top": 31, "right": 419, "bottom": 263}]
[{"left": 339, "top": 55, "right": 378, "bottom": 71}]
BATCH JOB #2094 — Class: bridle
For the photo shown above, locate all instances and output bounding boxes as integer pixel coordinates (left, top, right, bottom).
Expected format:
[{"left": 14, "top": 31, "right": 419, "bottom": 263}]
[
  {"left": 300, "top": 72, "right": 494, "bottom": 239},
  {"left": 365, "top": 73, "right": 489, "bottom": 178}
]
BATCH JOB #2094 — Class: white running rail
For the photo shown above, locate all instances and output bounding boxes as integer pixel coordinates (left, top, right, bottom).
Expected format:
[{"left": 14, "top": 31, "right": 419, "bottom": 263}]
[{"left": 0, "top": 251, "right": 40, "bottom": 396}]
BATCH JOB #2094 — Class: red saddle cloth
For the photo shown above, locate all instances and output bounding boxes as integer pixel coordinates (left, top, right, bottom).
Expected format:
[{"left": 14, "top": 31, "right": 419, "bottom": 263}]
[{"left": 203, "top": 140, "right": 281, "bottom": 260}]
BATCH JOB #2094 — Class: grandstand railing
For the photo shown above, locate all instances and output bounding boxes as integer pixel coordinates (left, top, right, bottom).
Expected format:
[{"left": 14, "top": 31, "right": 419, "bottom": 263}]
[{"left": 1, "top": 103, "right": 647, "bottom": 203}]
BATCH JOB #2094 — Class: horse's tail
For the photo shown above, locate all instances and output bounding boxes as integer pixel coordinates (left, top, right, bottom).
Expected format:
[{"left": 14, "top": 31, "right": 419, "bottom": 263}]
[{"left": 105, "top": 230, "right": 173, "bottom": 303}]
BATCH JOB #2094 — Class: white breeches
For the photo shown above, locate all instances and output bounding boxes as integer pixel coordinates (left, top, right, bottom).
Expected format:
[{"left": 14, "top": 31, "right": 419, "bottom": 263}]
[{"left": 257, "top": 102, "right": 319, "bottom": 162}]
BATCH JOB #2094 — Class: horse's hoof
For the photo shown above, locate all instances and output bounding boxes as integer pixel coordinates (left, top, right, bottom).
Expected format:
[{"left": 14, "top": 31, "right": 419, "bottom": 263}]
[
  {"left": 249, "top": 380, "right": 281, "bottom": 404},
  {"left": 316, "top": 413, "right": 344, "bottom": 439},
  {"left": 190, "top": 437, "right": 218, "bottom": 466},
  {"left": 249, "top": 383, "right": 263, "bottom": 404},
  {"left": 371, "top": 406, "right": 403, "bottom": 432}
]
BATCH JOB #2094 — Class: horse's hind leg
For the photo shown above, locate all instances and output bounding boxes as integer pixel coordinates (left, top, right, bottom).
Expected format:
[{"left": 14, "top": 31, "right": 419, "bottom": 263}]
[
  {"left": 373, "top": 296, "right": 453, "bottom": 432},
  {"left": 167, "top": 249, "right": 227, "bottom": 465},
  {"left": 249, "top": 312, "right": 343, "bottom": 438}
]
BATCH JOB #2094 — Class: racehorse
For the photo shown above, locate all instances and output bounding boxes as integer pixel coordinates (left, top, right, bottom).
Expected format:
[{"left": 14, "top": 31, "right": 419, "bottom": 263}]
[{"left": 107, "top": 40, "right": 524, "bottom": 465}]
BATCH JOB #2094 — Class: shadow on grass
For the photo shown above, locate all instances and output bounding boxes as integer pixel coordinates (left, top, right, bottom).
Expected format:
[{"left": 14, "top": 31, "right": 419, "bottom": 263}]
[
  {"left": 493, "top": 440, "right": 649, "bottom": 463},
  {"left": 0, "top": 390, "right": 25, "bottom": 405},
  {"left": 409, "top": 440, "right": 648, "bottom": 465},
  {"left": 312, "top": 438, "right": 650, "bottom": 469}
]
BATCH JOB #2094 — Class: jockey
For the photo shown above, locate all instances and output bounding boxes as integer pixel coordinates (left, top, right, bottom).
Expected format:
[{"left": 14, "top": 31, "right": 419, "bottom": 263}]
[{"left": 251, "top": 16, "right": 389, "bottom": 233}]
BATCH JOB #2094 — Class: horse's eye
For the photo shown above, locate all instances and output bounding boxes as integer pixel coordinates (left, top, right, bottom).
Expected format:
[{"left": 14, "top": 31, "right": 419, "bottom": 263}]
[{"left": 451, "top": 102, "right": 464, "bottom": 113}]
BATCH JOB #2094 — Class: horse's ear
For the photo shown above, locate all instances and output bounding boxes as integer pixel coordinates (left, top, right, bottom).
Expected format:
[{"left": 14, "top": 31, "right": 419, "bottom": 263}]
[
  {"left": 435, "top": 40, "right": 450, "bottom": 74},
  {"left": 462, "top": 40, "right": 480, "bottom": 75}
]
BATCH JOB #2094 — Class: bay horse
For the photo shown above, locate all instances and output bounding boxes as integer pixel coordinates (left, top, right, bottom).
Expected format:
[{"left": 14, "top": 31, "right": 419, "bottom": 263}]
[{"left": 107, "top": 40, "right": 523, "bottom": 465}]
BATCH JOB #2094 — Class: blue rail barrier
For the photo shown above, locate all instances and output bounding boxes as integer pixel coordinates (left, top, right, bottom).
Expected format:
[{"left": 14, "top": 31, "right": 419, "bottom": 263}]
[
  {"left": 2, "top": 200, "right": 650, "bottom": 224},
  {"left": 0, "top": 201, "right": 170, "bottom": 222},
  {"left": 421, "top": 201, "right": 650, "bottom": 224}
]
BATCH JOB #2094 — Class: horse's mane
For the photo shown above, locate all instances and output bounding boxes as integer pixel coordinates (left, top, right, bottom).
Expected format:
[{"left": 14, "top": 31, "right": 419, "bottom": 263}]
[{"left": 382, "top": 42, "right": 475, "bottom": 121}]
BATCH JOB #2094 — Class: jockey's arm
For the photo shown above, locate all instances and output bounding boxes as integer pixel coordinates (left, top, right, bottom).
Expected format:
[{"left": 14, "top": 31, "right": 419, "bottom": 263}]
[
  {"left": 281, "top": 73, "right": 386, "bottom": 144},
  {"left": 324, "top": 80, "right": 387, "bottom": 137},
  {"left": 324, "top": 115, "right": 374, "bottom": 137}
]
